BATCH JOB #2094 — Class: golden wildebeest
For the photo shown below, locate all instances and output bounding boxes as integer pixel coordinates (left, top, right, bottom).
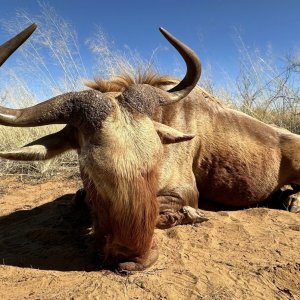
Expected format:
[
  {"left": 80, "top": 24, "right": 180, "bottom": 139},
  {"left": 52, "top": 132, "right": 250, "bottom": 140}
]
[{"left": 0, "top": 24, "right": 298, "bottom": 271}]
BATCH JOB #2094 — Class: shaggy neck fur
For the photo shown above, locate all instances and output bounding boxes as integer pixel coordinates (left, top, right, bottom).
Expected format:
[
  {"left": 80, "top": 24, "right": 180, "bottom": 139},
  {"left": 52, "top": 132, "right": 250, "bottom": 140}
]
[
  {"left": 80, "top": 107, "right": 161, "bottom": 262},
  {"left": 103, "top": 168, "right": 159, "bottom": 261},
  {"left": 81, "top": 166, "right": 159, "bottom": 263}
]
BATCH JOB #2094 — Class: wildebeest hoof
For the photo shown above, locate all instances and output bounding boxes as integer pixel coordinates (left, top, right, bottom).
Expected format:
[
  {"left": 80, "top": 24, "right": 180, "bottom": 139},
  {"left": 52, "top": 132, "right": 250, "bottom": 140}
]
[
  {"left": 157, "top": 207, "right": 209, "bottom": 228},
  {"left": 181, "top": 206, "right": 209, "bottom": 224},
  {"left": 156, "top": 209, "right": 181, "bottom": 228}
]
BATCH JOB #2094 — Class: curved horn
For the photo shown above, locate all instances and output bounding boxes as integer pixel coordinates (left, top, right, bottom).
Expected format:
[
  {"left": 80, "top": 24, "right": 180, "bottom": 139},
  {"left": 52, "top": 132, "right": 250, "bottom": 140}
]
[
  {"left": 0, "top": 22, "right": 71, "bottom": 128},
  {"left": 159, "top": 27, "right": 201, "bottom": 104},
  {"left": 0, "top": 23, "right": 37, "bottom": 67},
  {"left": 0, "top": 90, "right": 111, "bottom": 128},
  {"left": 0, "top": 23, "right": 87, "bottom": 128},
  {"left": 0, "top": 92, "right": 76, "bottom": 127},
  {"left": 0, "top": 23, "right": 110, "bottom": 129}
]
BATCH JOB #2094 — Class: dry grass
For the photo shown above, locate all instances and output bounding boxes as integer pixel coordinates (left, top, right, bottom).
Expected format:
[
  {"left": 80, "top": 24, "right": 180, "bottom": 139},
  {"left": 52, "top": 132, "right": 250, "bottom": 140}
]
[
  {"left": 0, "top": 3, "right": 84, "bottom": 178},
  {"left": 201, "top": 30, "right": 300, "bottom": 133},
  {"left": 0, "top": 125, "right": 79, "bottom": 178}
]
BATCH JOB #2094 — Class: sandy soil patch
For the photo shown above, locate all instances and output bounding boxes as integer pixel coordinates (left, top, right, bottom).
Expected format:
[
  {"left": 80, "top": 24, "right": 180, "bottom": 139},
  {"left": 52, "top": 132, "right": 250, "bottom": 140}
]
[{"left": 0, "top": 176, "right": 299, "bottom": 299}]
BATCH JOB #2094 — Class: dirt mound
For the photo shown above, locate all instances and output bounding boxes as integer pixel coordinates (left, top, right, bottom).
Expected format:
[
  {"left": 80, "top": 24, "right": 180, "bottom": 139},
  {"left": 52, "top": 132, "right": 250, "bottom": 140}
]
[{"left": 0, "top": 177, "right": 299, "bottom": 299}]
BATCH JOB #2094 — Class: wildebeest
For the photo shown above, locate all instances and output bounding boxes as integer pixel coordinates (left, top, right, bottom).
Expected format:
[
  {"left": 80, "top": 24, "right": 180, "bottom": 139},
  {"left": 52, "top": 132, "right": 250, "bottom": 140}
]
[
  {"left": 0, "top": 24, "right": 205, "bottom": 271},
  {"left": 0, "top": 24, "right": 299, "bottom": 271}
]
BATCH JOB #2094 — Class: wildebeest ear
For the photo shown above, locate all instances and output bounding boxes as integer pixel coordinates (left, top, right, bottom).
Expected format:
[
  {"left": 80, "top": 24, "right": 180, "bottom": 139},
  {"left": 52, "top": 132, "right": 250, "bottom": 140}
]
[
  {"left": 153, "top": 121, "right": 195, "bottom": 144},
  {"left": 0, "top": 126, "right": 77, "bottom": 161}
]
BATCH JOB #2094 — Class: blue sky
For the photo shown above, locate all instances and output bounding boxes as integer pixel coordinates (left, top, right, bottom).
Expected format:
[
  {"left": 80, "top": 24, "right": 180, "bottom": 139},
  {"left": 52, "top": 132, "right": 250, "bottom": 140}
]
[{"left": 1, "top": 0, "right": 300, "bottom": 89}]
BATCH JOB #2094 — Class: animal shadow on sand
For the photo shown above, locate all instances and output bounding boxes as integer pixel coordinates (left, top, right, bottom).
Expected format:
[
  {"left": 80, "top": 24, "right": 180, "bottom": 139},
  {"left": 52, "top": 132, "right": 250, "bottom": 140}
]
[{"left": 0, "top": 194, "right": 102, "bottom": 272}]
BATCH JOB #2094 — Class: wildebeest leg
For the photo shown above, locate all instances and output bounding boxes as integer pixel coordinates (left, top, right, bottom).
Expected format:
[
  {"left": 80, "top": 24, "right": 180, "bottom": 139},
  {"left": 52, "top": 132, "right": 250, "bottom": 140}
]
[
  {"left": 72, "top": 167, "right": 92, "bottom": 208},
  {"left": 156, "top": 191, "right": 208, "bottom": 229},
  {"left": 72, "top": 188, "right": 87, "bottom": 207},
  {"left": 157, "top": 206, "right": 208, "bottom": 229}
]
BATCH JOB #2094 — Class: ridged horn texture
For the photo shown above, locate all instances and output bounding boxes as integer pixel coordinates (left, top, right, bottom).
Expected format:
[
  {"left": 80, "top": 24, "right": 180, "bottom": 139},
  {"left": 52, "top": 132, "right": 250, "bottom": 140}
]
[
  {"left": 0, "top": 23, "right": 37, "bottom": 67},
  {"left": 0, "top": 90, "right": 111, "bottom": 128},
  {"left": 159, "top": 27, "right": 201, "bottom": 104},
  {"left": 0, "top": 92, "right": 77, "bottom": 127}
]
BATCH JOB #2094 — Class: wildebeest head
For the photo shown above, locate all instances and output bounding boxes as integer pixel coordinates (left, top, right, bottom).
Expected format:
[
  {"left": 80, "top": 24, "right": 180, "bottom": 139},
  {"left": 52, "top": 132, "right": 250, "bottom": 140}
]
[{"left": 0, "top": 26, "right": 201, "bottom": 163}]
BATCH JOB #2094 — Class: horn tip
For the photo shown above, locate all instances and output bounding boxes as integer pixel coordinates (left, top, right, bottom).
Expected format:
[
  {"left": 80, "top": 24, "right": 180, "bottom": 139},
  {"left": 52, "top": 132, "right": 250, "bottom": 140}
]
[
  {"left": 30, "top": 23, "right": 38, "bottom": 29},
  {"left": 27, "top": 23, "right": 38, "bottom": 34},
  {"left": 159, "top": 27, "right": 174, "bottom": 42},
  {"left": 159, "top": 27, "right": 167, "bottom": 35}
]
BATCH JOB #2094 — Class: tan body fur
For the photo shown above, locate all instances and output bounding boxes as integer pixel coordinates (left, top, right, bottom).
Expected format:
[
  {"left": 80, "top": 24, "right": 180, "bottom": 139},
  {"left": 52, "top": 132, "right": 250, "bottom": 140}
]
[
  {"left": 81, "top": 79, "right": 300, "bottom": 232},
  {"left": 154, "top": 86, "right": 296, "bottom": 211}
]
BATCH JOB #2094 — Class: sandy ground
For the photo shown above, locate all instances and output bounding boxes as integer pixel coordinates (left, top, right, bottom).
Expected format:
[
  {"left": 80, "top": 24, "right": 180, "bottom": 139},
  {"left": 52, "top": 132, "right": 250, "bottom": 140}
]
[{"left": 0, "top": 176, "right": 299, "bottom": 300}]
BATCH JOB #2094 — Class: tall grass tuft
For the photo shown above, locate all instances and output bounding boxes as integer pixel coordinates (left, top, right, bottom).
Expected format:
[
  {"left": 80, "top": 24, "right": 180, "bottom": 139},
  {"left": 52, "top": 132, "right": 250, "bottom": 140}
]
[
  {"left": 0, "top": 3, "right": 86, "bottom": 178},
  {"left": 201, "top": 31, "right": 300, "bottom": 133}
]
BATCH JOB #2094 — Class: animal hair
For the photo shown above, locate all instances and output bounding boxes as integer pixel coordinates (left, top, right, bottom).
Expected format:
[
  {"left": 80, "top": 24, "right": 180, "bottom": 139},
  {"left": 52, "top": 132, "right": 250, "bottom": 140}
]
[
  {"left": 80, "top": 164, "right": 159, "bottom": 262},
  {"left": 195, "top": 86, "right": 224, "bottom": 107},
  {"left": 84, "top": 69, "right": 177, "bottom": 93},
  {"left": 85, "top": 69, "right": 224, "bottom": 107}
]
